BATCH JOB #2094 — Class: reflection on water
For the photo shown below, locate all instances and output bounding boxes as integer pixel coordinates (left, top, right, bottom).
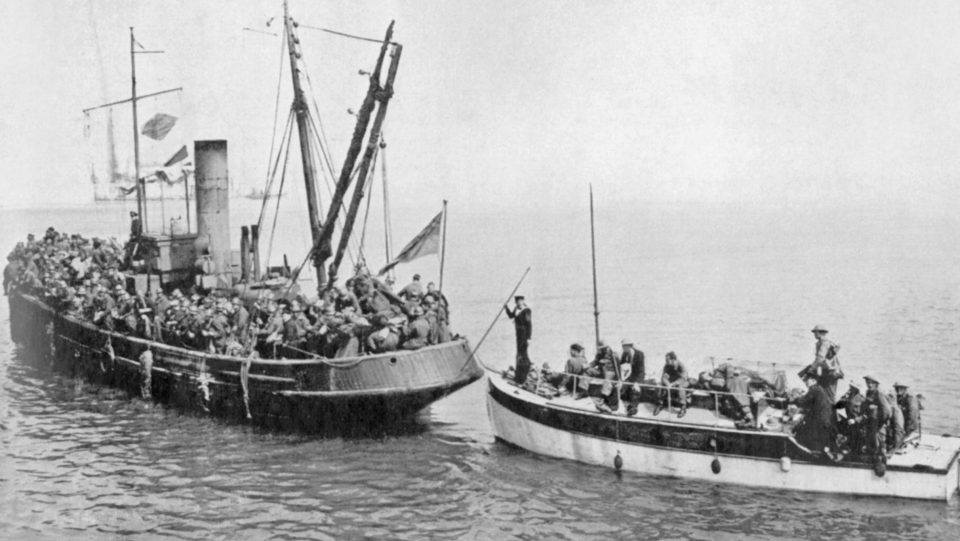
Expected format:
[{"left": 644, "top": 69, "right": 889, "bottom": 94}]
[{"left": 2, "top": 202, "right": 960, "bottom": 539}]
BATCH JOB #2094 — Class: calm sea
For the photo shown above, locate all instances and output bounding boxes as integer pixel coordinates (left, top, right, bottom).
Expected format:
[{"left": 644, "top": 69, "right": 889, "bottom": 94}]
[{"left": 1, "top": 198, "right": 959, "bottom": 540}]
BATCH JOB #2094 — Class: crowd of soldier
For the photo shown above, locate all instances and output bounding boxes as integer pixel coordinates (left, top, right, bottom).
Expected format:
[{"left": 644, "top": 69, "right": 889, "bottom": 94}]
[{"left": 4, "top": 229, "right": 453, "bottom": 359}]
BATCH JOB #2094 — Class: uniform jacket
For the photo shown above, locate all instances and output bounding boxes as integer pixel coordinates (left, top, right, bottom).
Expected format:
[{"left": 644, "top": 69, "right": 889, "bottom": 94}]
[
  {"left": 621, "top": 349, "right": 645, "bottom": 383},
  {"left": 505, "top": 305, "right": 532, "bottom": 340}
]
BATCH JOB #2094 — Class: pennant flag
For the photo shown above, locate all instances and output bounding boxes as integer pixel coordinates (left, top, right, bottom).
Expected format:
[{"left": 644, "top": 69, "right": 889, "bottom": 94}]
[
  {"left": 120, "top": 185, "right": 138, "bottom": 196},
  {"left": 163, "top": 145, "right": 188, "bottom": 167},
  {"left": 378, "top": 212, "right": 443, "bottom": 275},
  {"left": 141, "top": 113, "right": 178, "bottom": 141}
]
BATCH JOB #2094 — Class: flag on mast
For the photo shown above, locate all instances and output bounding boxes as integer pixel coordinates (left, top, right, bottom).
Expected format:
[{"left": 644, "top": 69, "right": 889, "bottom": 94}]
[
  {"left": 163, "top": 145, "right": 189, "bottom": 167},
  {"left": 378, "top": 211, "right": 443, "bottom": 275}
]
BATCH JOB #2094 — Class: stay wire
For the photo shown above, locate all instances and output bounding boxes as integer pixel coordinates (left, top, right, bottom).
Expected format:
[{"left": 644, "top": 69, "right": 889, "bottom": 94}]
[
  {"left": 257, "top": 107, "right": 295, "bottom": 234},
  {"left": 263, "top": 119, "right": 295, "bottom": 271},
  {"left": 256, "top": 34, "right": 290, "bottom": 231}
]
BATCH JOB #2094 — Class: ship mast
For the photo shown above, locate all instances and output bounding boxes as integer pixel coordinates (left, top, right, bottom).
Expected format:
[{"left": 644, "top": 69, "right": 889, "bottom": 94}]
[
  {"left": 314, "top": 23, "right": 394, "bottom": 290},
  {"left": 327, "top": 36, "right": 401, "bottom": 284},
  {"left": 282, "top": 0, "right": 325, "bottom": 290},
  {"left": 130, "top": 27, "right": 145, "bottom": 229}
]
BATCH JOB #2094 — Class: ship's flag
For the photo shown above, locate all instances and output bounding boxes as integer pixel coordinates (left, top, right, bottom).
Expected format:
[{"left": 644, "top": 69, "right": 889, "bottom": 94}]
[
  {"left": 163, "top": 145, "right": 188, "bottom": 167},
  {"left": 141, "top": 113, "right": 178, "bottom": 141},
  {"left": 378, "top": 211, "right": 443, "bottom": 275}
]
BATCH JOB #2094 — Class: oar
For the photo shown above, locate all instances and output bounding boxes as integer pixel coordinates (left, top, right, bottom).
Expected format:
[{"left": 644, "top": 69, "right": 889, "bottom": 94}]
[{"left": 467, "top": 267, "right": 531, "bottom": 369}]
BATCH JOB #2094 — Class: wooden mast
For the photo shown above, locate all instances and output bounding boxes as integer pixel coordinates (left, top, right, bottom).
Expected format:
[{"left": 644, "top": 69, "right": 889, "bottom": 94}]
[
  {"left": 130, "top": 27, "right": 144, "bottom": 230},
  {"left": 282, "top": 0, "right": 324, "bottom": 291},
  {"left": 328, "top": 37, "right": 401, "bottom": 284},
  {"left": 315, "top": 23, "right": 394, "bottom": 289},
  {"left": 589, "top": 184, "right": 600, "bottom": 348}
]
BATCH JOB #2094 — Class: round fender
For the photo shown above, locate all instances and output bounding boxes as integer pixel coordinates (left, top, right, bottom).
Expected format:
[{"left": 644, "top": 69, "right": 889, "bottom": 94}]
[
  {"left": 780, "top": 456, "right": 791, "bottom": 472},
  {"left": 711, "top": 457, "right": 721, "bottom": 474},
  {"left": 614, "top": 452, "right": 623, "bottom": 471}
]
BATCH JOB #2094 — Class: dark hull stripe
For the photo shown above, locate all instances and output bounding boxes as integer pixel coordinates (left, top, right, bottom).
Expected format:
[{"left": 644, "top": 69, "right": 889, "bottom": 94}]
[{"left": 488, "top": 378, "right": 952, "bottom": 474}]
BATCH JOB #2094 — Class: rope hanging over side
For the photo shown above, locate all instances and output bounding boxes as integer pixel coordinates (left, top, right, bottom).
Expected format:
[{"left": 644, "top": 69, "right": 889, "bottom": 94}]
[
  {"left": 240, "top": 357, "right": 253, "bottom": 420},
  {"left": 139, "top": 349, "right": 154, "bottom": 400}
]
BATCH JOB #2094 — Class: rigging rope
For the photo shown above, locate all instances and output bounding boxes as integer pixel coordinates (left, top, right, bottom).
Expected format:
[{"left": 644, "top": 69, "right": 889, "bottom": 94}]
[
  {"left": 256, "top": 107, "right": 295, "bottom": 234},
  {"left": 263, "top": 119, "right": 295, "bottom": 272},
  {"left": 297, "top": 23, "right": 399, "bottom": 46},
  {"left": 357, "top": 146, "right": 381, "bottom": 269}
]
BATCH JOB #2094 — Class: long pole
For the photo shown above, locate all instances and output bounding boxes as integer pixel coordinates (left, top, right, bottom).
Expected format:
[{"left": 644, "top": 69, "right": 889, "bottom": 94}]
[
  {"left": 130, "top": 27, "right": 144, "bottom": 231},
  {"left": 468, "top": 267, "right": 531, "bottom": 363},
  {"left": 380, "top": 137, "right": 394, "bottom": 284},
  {"left": 589, "top": 184, "right": 600, "bottom": 348},
  {"left": 439, "top": 199, "right": 448, "bottom": 291}
]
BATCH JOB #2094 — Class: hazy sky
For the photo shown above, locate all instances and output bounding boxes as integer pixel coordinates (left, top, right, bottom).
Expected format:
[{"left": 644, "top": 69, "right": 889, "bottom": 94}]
[{"left": 2, "top": 0, "right": 960, "bottom": 212}]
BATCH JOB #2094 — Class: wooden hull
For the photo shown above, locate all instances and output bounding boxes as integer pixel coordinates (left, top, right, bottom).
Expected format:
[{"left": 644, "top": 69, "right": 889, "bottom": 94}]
[
  {"left": 487, "top": 373, "right": 960, "bottom": 501},
  {"left": 8, "top": 291, "right": 483, "bottom": 432}
]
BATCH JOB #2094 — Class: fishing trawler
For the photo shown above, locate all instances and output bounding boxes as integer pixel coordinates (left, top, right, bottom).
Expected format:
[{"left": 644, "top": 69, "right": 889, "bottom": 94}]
[
  {"left": 485, "top": 189, "right": 960, "bottom": 501},
  {"left": 8, "top": 1, "right": 482, "bottom": 432}
]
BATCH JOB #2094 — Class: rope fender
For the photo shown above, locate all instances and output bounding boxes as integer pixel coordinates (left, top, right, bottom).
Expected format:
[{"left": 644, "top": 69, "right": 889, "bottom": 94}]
[
  {"left": 139, "top": 349, "right": 153, "bottom": 400},
  {"left": 197, "top": 358, "right": 211, "bottom": 412},
  {"left": 240, "top": 358, "right": 253, "bottom": 420}
]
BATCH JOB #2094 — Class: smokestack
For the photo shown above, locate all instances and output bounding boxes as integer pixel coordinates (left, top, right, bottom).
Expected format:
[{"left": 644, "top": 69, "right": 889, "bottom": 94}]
[{"left": 194, "top": 140, "right": 231, "bottom": 280}]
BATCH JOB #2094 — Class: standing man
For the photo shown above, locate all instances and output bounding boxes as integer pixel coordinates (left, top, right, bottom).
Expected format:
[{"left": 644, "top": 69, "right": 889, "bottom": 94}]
[
  {"left": 505, "top": 295, "right": 532, "bottom": 384},
  {"left": 398, "top": 274, "right": 424, "bottom": 303},
  {"left": 799, "top": 325, "right": 843, "bottom": 403},
  {"left": 620, "top": 339, "right": 645, "bottom": 416}
]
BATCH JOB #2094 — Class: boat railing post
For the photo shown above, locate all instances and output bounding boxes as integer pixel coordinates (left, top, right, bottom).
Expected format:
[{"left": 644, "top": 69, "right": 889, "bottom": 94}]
[
  {"left": 714, "top": 391, "right": 720, "bottom": 427},
  {"left": 666, "top": 379, "right": 672, "bottom": 412}
]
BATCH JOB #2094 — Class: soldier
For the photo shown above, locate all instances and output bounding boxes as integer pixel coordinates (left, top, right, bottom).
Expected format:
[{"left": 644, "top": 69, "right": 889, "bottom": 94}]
[
  {"left": 400, "top": 305, "right": 430, "bottom": 350},
  {"left": 798, "top": 325, "right": 843, "bottom": 403},
  {"left": 426, "top": 281, "right": 450, "bottom": 321},
  {"left": 654, "top": 351, "right": 689, "bottom": 418},
  {"left": 280, "top": 309, "right": 303, "bottom": 347},
  {"left": 398, "top": 273, "right": 424, "bottom": 302},
  {"left": 886, "top": 391, "right": 905, "bottom": 453},
  {"left": 620, "top": 339, "right": 646, "bottom": 416},
  {"left": 366, "top": 314, "right": 401, "bottom": 353},
  {"left": 792, "top": 374, "right": 838, "bottom": 454},
  {"left": 505, "top": 295, "right": 533, "bottom": 384},
  {"left": 862, "top": 375, "right": 892, "bottom": 459},
  {"left": 894, "top": 382, "right": 921, "bottom": 438},
  {"left": 836, "top": 382, "right": 866, "bottom": 454}
]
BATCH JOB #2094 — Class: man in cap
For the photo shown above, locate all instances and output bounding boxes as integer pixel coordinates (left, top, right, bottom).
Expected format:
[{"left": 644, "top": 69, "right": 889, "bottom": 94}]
[
  {"left": 620, "top": 339, "right": 646, "bottom": 416},
  {"left": 798, "top": 325, "right": 843, "bottom": 403},
  {"left": 862, "top": 375, "right": 892, "bottom": 459},
  {"left": 586, "top": 340, "right": 620, "bottom": 413},
  {"left": 654, "top": 351, "right": 689, "bottom": 418},
  {"left": 894, "top": 382, "right": 921, "bottom": 439},
  {"left": 505, "top": 295, "right": 533, "bottom": 384}
]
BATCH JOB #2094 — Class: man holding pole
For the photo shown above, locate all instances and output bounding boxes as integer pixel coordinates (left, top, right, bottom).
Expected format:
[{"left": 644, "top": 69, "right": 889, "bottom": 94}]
[{"left": 505, "top": 295, "right": 532, "bottom": 384}]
